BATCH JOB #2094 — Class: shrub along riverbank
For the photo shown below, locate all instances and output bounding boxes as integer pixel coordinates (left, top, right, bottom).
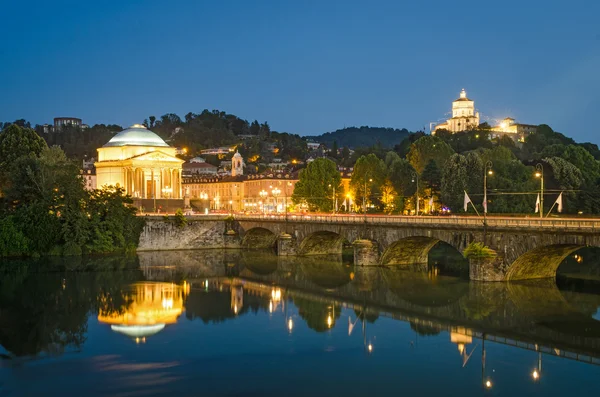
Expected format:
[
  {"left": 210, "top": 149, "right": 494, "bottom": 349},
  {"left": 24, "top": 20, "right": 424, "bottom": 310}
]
[{"left": 0, "top": 124, "right": 144, "bottom": 257}]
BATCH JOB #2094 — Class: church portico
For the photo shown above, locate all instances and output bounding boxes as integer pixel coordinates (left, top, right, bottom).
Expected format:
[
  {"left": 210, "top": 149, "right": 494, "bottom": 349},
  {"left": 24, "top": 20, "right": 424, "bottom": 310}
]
[{"left": 95, "top": 124, "right": 185, "bottom": 208}]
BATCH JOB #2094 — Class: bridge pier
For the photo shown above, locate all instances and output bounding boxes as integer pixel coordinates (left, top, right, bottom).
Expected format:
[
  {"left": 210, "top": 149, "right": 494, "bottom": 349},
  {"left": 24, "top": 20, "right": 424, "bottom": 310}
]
[
  {"left": 353, "top": 239, "right": 380, "bottom": 266},
  {"left": 469, "top": 256, "right": 507, "bottom": 282},
  {"left": 277, "top": 233, "right": 298, "bottom": 256}
]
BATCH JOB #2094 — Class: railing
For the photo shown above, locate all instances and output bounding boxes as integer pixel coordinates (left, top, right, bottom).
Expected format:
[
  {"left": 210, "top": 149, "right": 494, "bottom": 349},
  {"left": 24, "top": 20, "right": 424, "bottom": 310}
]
[
  {"left": 229, "top": 213, "right": 599, "bottom": 231},
  {"left": 145, "top": 212, "right": 600, "bottom": 231}
]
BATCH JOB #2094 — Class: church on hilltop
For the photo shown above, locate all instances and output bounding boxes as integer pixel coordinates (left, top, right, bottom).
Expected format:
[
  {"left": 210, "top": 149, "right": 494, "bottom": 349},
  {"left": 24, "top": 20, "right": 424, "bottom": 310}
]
[
  {"left": 432, "top": 89, "right": 480, "bottom": 134},
  {"left": 432, "top": 88, "right": 537, "bottom": 142}
]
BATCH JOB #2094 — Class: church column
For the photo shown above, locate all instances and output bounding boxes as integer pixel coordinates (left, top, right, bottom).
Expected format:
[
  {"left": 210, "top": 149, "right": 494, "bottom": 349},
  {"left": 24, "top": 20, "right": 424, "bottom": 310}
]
[
  {"left": 158, "top": 168, "right": 165, "bottom": 198},
  {"left": 178, "top": 169, "right": 182, "bottom": 199},
  {"left": 141, "top": 169, "right": 146, "bottom": 198},
  {"left": 132, "top": 168, "right": 137, "bottom": 196}
]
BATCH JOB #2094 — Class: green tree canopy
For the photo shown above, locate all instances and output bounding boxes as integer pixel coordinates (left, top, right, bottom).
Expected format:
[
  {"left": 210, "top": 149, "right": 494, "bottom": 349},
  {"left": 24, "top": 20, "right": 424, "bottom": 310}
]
[
  {"left": 292, "top": 158, "right": 342, "bottom": 212},
  {"left": 350, "top": 154, "right": 386, "bottom": 210},
  {"left": 407, "top": 136, "right": 454, "bottom": 174}
]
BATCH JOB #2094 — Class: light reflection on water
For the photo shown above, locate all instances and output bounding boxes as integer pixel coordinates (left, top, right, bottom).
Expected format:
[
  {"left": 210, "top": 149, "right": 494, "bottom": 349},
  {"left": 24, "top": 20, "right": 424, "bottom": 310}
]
[{"left": 0, "top": 249, "right": 599, "bottom": 396}]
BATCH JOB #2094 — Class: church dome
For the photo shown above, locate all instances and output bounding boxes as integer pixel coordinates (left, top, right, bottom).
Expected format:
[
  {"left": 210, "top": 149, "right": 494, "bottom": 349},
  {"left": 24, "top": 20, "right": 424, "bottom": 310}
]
[{"left": 103, "top": 124, "right": 169, "bottom": 147}]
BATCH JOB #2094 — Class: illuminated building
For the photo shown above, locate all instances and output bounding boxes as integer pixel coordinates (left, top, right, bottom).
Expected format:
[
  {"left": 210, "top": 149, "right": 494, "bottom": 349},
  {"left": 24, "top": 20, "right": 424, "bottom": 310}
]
[
  {"left": 95, "top": 124, "right": 184, "bottom": 201},
  {"left": 490, "top": 117, "right": 537, "bottom": 142},
  {"left": 433, "top": 89, "right": 480, "bottom": 133},
  {"left": 97, "top": 282, "right": 186, "bottom": 341}
]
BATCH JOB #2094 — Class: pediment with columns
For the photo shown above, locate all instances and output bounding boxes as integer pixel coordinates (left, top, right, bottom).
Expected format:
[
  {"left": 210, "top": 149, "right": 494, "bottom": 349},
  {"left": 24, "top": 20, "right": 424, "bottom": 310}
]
[{"left": 128, "top": 151, "right": 185, "bottom": 164}]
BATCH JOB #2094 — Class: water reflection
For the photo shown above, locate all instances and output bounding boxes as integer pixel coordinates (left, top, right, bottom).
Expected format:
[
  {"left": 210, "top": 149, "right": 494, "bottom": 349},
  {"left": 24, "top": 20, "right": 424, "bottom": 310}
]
[
  {"left": 97, "top": 282, "right": 188, "bottom": 343},
  {"left": 1, "top": 250, "right": 600, "bottom": 395}
]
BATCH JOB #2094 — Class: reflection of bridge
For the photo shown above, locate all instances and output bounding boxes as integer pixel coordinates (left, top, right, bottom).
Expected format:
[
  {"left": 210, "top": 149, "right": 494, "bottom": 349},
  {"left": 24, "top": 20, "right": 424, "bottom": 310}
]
[
  {"left": 139, "top": 214, "right": 600, "bottom": 281},
  {"left": 219, "top": 277, "right": 600, "bottom": 367},
  {"left": 137, "top": 250, "right": 600, "bottom": 364}
]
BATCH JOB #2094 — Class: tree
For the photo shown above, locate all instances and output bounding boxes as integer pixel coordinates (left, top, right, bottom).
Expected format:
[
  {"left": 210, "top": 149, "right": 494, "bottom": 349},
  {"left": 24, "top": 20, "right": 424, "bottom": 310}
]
[
  {"left": 380, "top": 180, "right": 398, "bottom": 214},
  {"left": 292, "top": 158, "right": 342, "bottom": 212},
  {"left": 0, "top": 124, "right": 47, "bottom": 186},
  {"left": 441, "top": 154, "right": 468, "bottom": 212},
  {"left": 350, "top": 154, "right": 386, "bottom": 211},
  {"left": 407, "top": 136, "right": 454, "bottom": 174},
  {"left": 421, "top": 160, "right": 442, "bottom": 195}
]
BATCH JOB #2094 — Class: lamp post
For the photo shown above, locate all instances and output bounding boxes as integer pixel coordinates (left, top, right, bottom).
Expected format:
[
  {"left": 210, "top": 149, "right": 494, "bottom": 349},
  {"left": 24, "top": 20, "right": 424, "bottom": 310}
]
[
  {"left": 200, "top": 192, "right": 208, "bottom": 214},
  {"left": 411, "top": 172, "right": 419, "bottom": 216},
  {"left": 483, "top": 161, "right": 493, "bottom": 226},
  {"left": 231, "top": 184, "right": 238, "bottom": 214},
  {"left": 328, "top": 183, "right": 336, "bottom": 214},
  {"left": 259, "top": 189, "right": 268, "bottom": 214},
  {"left": 161, "top": 186, "right": 172, "bottom": 213},
  {"left": 272, "top": 187, "right": 281, "bottom": 213},
  {"left": 535, "top": 163, "right": 544, "bottom": 219},
  {"left": 363, "top": 176, "right": 372, "bottom": 219}
]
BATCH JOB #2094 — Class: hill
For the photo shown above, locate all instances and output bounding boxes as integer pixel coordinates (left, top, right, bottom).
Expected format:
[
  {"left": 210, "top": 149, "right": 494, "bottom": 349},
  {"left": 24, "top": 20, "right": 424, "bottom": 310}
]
[{"left": 307, "top": 126, "right": 411, "bottom": 149}]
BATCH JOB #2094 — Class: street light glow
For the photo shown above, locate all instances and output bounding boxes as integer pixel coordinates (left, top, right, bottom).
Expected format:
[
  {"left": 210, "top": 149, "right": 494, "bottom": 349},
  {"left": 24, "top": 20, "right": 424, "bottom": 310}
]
[{"left": 532, "top": 369, "right": 539, "bottom": 380}]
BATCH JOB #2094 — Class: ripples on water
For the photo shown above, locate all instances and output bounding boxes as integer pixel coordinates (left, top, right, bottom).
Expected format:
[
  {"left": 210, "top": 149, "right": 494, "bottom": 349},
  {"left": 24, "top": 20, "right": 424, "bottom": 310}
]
[{"left": 1, "top": 246, "right": 600, "bottom": 396}]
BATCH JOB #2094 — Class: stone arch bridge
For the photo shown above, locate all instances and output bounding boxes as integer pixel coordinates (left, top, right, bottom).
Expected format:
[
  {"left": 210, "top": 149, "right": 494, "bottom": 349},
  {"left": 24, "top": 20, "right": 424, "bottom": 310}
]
[
  {"left": 233, "top": 214, "right": 600, "bottom": 282},
  {"left": 137, "top": 214, "right": 600, "bottom": 282}
]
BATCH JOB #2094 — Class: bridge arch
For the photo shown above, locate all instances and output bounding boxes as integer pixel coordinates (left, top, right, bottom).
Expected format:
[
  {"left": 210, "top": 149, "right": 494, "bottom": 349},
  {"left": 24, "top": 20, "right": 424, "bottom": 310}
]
[
  {"left": 241, "top": 227, "right": 278, "bottom": 249},
  {"left": 299, "top": 231, "right": 347, "bottom": 255},
  {"left": 505, "top": 244, "right": 586, "bottom": 281},
  {"left": 380, "top": 236, "right": 462, "bottom": 266}
]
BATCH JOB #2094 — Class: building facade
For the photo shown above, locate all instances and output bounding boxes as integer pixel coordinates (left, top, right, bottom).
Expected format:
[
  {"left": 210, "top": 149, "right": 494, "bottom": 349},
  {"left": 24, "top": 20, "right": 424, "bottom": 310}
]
[
  {"left": 95, "top": 124, "right": 184, "bottom": 199},
  {"left": 54, "top": 117, "right": 82, "bottom": 130},
  {"left": 433, "top": 89, "right": 480, "bottom": 134},
  {"left": 490, "top": 117, "right": 537, "bottom": 142}
]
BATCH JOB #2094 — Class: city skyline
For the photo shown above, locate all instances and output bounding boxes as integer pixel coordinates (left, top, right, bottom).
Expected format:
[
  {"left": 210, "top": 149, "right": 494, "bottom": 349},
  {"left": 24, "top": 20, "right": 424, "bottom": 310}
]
[{"left": 1, "top": 0, "right": 599, "bottom": 143}]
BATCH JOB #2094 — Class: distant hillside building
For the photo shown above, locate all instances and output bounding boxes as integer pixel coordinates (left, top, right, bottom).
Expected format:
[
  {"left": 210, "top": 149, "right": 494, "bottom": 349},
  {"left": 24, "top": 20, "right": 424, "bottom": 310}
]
[
  {"left": 54, "top": 117, "right": 83, "bottom": 130},
  {"left": 432, "top": 89, "right": 480, "bottom": 134},
  {"left": 490, "top": 117, "right": 537, "bottom": 143}
]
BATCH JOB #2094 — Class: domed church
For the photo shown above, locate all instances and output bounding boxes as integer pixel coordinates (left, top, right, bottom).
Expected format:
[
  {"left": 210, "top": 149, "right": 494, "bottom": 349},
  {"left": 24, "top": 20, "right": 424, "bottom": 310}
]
[{"left": 95, "top": 124, "right": 184, "bottom": 206}]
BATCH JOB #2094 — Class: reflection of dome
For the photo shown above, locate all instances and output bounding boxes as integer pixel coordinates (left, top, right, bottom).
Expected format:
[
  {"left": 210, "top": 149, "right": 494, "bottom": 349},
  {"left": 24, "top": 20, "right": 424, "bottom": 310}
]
[
  {"left": 98, "top": 282, "right": 186, "bottom": 340},
  {"left": 111, "top": 324, "right": 166, "bottom": 338},
  {"left": 103, "top": 124, "right": 169, "bottom": 147}
]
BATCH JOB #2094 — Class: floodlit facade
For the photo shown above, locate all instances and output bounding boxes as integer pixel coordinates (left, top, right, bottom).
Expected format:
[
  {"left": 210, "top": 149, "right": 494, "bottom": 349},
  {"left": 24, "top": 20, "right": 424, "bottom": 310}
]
[
  {"left": 433, "top": 89, "right": 480, "bottom": 133},
  {"left": 490, "top": 117, "right": 537, "bottom": 142},
  {"left": 95, "top": 124, "right": 184, "bottom": 198}
]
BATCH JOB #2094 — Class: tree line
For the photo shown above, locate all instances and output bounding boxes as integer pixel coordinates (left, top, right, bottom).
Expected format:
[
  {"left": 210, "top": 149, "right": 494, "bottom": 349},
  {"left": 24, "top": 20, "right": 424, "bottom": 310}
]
[{"left": 293, "top": 124, "right": 600, "bottom": 215}]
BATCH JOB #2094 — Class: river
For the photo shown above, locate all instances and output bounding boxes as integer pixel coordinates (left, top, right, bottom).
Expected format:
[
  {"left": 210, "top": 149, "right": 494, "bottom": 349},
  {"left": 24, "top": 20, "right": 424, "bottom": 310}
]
[{"left": 1, "top": 246, "right": 600, "bottom": 396}]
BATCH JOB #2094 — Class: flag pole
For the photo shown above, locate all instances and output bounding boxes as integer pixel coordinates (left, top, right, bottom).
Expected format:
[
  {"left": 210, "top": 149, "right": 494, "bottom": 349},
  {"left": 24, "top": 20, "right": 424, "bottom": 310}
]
[
  {"left": 470, "top": 201, "right": 481, "bottom": 217},
  {"left": 545, "top": 191, "right": 563, "bottom": 218},
  {"left": 545, "top": 202, "right": 557, "bottom": 218}
]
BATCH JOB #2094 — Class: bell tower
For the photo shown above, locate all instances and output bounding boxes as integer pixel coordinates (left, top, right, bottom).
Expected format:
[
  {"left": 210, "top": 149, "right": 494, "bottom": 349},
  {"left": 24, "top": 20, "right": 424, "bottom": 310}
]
[{"left": 231, "top": 151, "right": 244, "bottom": 177}]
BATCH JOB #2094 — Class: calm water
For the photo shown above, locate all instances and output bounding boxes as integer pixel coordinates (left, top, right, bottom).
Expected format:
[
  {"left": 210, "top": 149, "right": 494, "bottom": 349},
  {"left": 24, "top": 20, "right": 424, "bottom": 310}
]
[{"left": 1, "top": 248, "right": 600, "bottom": 396}]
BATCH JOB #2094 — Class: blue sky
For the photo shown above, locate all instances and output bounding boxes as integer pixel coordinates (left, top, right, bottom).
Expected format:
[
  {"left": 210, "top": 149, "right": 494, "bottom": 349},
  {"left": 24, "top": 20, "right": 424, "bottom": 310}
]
[{"left": 1, "top": 0, "right": 599, "bottom": 142}]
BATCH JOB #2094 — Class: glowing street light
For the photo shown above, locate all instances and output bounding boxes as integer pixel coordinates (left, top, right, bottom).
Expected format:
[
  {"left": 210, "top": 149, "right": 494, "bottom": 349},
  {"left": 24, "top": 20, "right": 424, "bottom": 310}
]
[
  {"left": 535, "top": 163, "right": 544, "bottom": 219},
  {"left": 259, "top": 189, "right": 268, "bottom": 214},
  {"left": 483, "top": 161, "right": 493, "bottom": 226},
  {"left": 272, "top": 187, "right": 281, "bottom": 213},
  {"left": 411, "top": 172, "right": 419, "bottom": 216}
]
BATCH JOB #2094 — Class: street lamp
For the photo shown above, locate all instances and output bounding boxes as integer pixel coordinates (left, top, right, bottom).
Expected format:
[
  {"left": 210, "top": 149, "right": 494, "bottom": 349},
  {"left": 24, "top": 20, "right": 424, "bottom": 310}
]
[
  {"left": 363, "top": 176, "right": 373, "bottom": 219},
  {"left": 535, "top": 163, "right": 544, "bottom": 219},
  {"left": 259, "top": 189, "right": 268, "bottom": 214},
  {"left": 328, "top": 183, "right": 336, "bottom": 214},
  {"left": 272, "top": 187, "right": 281, "bottom": 213},
  {"left": 200, "top": 191, "right": 208, "bottom": 213},
  {"left": 483, "top": 161, "right": 493, "bottom": 226},
  {"left": 411, "top": 172, "right": 419, "bottom": 216}
]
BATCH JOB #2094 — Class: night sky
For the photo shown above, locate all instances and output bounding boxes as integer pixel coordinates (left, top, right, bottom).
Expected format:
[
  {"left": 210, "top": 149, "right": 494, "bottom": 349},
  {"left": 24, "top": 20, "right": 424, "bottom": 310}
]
[{"left": 1, "top": 0, "right": 598, "bottom": 142}]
